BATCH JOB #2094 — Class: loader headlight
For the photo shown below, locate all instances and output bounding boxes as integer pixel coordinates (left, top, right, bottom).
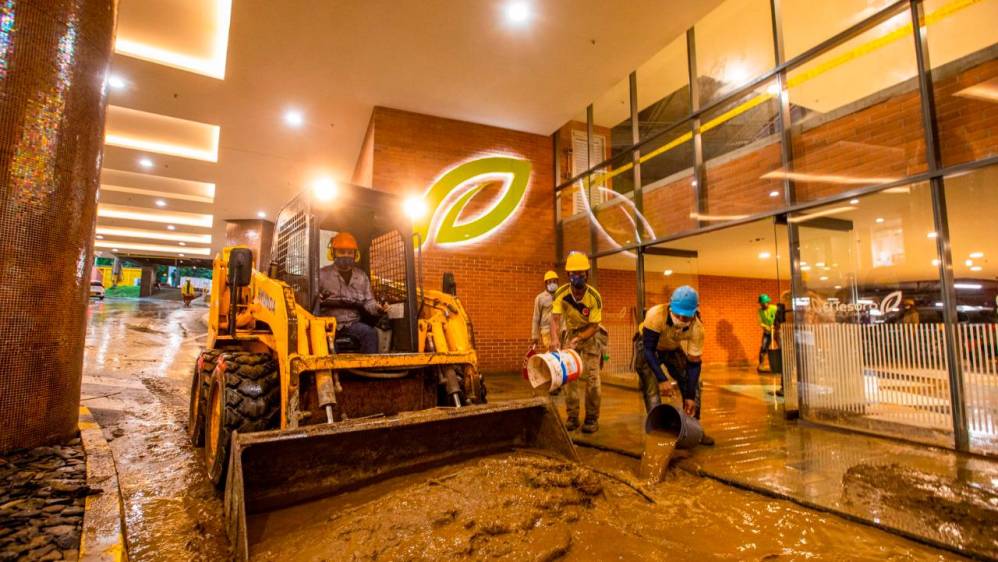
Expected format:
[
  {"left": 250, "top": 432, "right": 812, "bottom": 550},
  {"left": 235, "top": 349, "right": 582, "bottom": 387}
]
[{"left": 403, "top": 196, "right": 427, "bottom": 220}]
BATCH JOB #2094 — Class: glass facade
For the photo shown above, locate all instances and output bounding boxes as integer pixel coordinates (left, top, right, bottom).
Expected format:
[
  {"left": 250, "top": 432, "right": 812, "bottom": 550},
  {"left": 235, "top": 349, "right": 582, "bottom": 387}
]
[{"left": 553, "top": 0, "right": 998, "bottom": 453}]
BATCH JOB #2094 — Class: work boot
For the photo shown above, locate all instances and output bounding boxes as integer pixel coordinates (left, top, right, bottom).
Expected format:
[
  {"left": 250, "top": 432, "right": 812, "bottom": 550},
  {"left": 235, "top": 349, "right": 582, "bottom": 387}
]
[
  {"left": 581, "top": 419, "right": 599, "bottom": 433},
  {"left": 700, "top": 433, "right": 715, "bottom": 446},
  {"left": 564, "top": 417, "right": 580, "bottom": 432}
]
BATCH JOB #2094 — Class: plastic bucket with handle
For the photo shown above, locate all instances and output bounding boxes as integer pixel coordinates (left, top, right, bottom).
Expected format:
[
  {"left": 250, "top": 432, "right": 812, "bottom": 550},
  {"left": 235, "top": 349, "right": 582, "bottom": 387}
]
[
  {"left": 526, "top": 350, "right": 583, "bottom": 391},
  {"left": 644, "top": 403, "right": 704, "bottom": 449}
]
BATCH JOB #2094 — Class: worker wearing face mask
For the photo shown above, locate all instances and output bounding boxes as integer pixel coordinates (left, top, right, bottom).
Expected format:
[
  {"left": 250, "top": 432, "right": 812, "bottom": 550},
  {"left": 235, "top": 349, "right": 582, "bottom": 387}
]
[
  {"left": 531, "top": 271, "right": 560, "bottom": 351},
  {"left": 549, "top": 252, "right": 603, "bottom": 433},
  {"left": 318, "top": 232, "right": 388, "bottom": 353},
  {"left": 633, "top": 285, "right": 714, "bottom": 446}
]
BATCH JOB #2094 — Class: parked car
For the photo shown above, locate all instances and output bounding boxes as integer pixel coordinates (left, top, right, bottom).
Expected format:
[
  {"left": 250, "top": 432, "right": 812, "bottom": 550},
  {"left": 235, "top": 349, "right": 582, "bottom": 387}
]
[{"left": 89, "top": 280, "right": 105, "bottom": 300}]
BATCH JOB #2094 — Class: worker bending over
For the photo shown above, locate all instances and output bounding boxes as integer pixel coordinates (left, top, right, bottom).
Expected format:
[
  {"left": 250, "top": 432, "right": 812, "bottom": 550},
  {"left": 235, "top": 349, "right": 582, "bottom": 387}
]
[
  {"left": 757, "top": 294, "right": 778, "bottom": 372},
  {"left": 318, "top": 232, "right": 387, "bottom": 353},
  {"left": 634, "top": 285, "right": 714, "bottom": 446},
  {"left": 531, "top": 270, "right": 559, "bottom": 351},
  {"left": 549, "top": 252, "right": 603, "bottom": 433}
]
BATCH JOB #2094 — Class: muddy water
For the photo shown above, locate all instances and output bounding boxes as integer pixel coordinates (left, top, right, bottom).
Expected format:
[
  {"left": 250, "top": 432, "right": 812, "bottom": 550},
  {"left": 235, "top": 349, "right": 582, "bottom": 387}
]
[
  {"left": 249, "top": 450, "right": 960, "bottom": 561},
  {"left": 639, "top": 429, "right": 676, "bottom": 483}
]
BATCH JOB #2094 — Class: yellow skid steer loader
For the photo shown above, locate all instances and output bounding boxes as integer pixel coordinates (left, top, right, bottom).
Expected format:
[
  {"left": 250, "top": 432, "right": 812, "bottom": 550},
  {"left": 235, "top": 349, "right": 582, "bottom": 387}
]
[{"left": 187, "top": 183, "right": 576, "bottom": 560}]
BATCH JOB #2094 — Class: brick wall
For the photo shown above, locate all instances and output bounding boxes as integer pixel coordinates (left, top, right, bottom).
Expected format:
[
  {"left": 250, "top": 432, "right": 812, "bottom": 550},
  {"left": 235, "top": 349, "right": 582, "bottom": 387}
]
[
  {"left": 367, "top": 107, "right": 555, "bottom": 372},
  {"left": 595, "top": 266, "right": 782, "bottom": 367}
]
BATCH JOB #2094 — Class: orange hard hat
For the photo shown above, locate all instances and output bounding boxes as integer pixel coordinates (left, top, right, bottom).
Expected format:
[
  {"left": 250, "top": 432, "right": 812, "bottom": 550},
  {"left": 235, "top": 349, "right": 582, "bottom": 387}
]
[{"left": 331, "top": 232, "right": 358, "bottom": 251}]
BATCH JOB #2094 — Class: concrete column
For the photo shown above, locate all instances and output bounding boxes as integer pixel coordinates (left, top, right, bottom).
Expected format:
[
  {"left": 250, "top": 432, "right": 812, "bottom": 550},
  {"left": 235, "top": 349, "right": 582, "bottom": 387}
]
[
  {"left": 226, "top": 219, "right": 275, "bottom": 269},
  {"left": 0, "top": 0, "right": 116, "bottom": 452}
]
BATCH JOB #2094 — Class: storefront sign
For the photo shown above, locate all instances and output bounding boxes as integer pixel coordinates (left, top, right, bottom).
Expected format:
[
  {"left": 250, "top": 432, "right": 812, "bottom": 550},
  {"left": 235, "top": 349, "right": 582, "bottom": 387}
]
[
  {"left": 414, "top": 156, "right": 531, "bottom": 248},
  {"left": 810, "top": 290, "right": 903, "bottom": 315}
]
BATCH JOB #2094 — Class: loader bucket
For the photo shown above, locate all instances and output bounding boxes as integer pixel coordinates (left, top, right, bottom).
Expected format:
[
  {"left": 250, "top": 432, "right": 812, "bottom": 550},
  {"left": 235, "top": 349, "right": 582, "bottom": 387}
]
[{"left": 223, "top": 397, "right": 576, "bottom": 560}]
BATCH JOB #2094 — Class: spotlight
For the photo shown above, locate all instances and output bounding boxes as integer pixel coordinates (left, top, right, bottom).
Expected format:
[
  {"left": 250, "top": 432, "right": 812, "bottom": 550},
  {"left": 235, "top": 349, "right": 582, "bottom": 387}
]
[
  {"left": 312, "top": 177, "right": 337, "bottom": 201},
  {"left": 284, "top": 109, "right": 304, "bottom": 128},
  {"left": 155, "top": 199, "right": 167, "bottom": 207},
  {"left": 139, "top": 157, "right": 154, "bottom": 169},
  {"left": 505, "top": 1, "right": 531, "bottom": 24},
  {"left": 403, "top": 196, "right": 428, "bottom": 220},
  {"left": 257, "top": 211, "right": 266, "bottom": 218}
]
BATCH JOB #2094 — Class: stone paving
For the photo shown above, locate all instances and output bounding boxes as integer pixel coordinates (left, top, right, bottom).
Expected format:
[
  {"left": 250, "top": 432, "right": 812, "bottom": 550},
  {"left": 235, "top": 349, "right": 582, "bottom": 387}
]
[
  {"left": 488, "top": 368, "right": 998, "bottom": 560},
  {"left": 0, "top": 441, "right": 90, "bottom": 561}
]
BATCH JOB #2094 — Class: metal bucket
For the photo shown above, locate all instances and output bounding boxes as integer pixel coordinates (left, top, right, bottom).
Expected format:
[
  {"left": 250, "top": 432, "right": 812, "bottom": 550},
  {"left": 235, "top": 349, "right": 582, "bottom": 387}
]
[{"left": 644, "top": 403, "right": 703, "bottom": 450}]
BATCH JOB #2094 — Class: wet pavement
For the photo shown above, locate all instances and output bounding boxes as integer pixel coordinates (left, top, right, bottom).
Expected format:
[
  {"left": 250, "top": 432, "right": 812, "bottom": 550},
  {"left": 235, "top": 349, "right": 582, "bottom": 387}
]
[
  {"left": 488, "top": 370, "right": 998, "bottom": 560},
  {"left": 81, "top": 298, "right": 229, "bottom": 560},
  {"left": 81, "top": 298, "right": 988, "bottom": 560}
]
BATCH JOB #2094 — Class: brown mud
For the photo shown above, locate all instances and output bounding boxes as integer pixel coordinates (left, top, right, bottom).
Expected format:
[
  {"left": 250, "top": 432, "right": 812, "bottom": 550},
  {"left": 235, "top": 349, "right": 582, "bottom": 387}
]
[
  {"left": 249, "top": 450, "right": 961, "bottom": 561},
  {"left": 843, "top": 462, "right": 998, "bottom": 556},
  {"left": 639, "top": 429, "right": 676, "bottom": 483}
]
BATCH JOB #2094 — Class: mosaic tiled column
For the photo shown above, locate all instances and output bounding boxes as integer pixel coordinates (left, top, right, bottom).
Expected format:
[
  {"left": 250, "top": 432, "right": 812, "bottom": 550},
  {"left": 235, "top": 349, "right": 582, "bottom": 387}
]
[
  {"left": 226, "top": 219, "right": 275, "bottom": 269},
  {"left": 0, "top": 0, "right": 115, "bottom": 451}
]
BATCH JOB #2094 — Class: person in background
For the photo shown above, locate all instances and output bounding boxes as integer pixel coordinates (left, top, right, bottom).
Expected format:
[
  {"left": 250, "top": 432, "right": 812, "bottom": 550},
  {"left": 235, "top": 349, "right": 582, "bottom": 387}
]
[
  {"left": 531, "top": 271, "right": 559, "bottom": 351},
  {"left": 633, "top": 285, "right": 714, "bottom": 446},
  {"left": 318, "top": 232, "right": 387, "bottom": 353},
  {"left": 901, "top": 299, "right": 920, "bottom": 324},
  {"left": 181, "top": 279, "right": 196, "bottom": 308},
  {"left": 757, "top": 294, "right": 778, "bottom": 373},
  {"left": 549, "top": 252, "right": 603, "bottom": 434}
]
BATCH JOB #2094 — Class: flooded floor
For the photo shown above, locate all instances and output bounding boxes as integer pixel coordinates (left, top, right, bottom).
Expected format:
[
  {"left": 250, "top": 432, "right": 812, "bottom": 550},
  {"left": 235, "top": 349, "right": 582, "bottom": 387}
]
[
  {"left": 82, "top": 298, "right": 230, "bottom": 560},
  {"left": 250, "top": 449, "right": 961, "bottom": 561},
  {"left": 83, "top": 298, "right": 974, "bottom": 561}
]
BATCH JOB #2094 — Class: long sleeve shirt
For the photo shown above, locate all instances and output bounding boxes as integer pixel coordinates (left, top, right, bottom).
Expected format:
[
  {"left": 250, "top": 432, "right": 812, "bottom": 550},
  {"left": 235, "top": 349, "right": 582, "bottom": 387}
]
[
  {"left": 318, "top": 265, "right": 379, "bottom": 326},
  {"left": 531, "top": 291, "right": 554, "bottom": 340}
]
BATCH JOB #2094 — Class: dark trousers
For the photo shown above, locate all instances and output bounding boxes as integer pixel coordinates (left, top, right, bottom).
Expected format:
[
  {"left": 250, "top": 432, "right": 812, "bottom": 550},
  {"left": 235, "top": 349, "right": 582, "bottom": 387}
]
[
  {"left": 633, "top": 337, "right": 702, "bottom": 419},
  {"left": 759, "top": 331, "right": 772, "bottom": 364},
  {"left": 337, "top": 321, "right": 378, "bottom": 354}
]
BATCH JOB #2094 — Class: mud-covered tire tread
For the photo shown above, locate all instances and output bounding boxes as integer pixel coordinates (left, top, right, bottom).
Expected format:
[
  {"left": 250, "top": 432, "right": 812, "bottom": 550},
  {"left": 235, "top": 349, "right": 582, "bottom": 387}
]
[
  {"left": 188, "top": 349, "right": 221, "bottom": 446},
  {"left": 206, "top": 351, "right": 279, "bottom": 488}
]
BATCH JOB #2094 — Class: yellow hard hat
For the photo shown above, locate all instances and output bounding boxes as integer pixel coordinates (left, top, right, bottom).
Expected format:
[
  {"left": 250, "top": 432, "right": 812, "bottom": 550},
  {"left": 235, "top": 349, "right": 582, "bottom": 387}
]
[
  {"left": 565, "top": 252, "right": 590, "bottom": 272},
  {"left": 544, "top": 270, "right": 558, "bottom": 282}
]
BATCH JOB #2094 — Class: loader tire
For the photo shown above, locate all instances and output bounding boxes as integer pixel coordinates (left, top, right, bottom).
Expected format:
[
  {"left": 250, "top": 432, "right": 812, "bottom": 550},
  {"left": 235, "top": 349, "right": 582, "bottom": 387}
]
[
  {"left": 188, "top": 349, "right": 221, "bottom": 447},
  {"left": 204, "top": 351, "right": 279, "bottom": 488}
]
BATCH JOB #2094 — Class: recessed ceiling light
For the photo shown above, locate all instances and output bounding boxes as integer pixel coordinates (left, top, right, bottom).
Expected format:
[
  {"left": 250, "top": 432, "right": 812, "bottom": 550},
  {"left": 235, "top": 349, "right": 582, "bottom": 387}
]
[
  {"left": 969, "top": 251, "right": 984, "bottom": 259},
  {"left": 932, "top": 259, "right": 941, "bottom": 266},
  {"left": 178, "top": 253, "right": 185, "bottom": 257},
  {"left": 849, "top": 198, "right": 860, "bottom": 205},
  {"left": 139, "top": 157, "right": 154, "bottom": 169},
  {"left": 758, "top": 251, "right": 771, "bottom": 259},
  {"left": 108, "top": 74, "right": 126, "bottom": 90},
  {"left": 834, "top": 285, "right": 842, "bottom": 289},
  {"left": 95, "top": 235, "right": 104, "bottom": 240},
  {"left": 155, "top": 199, "right": 167, "bottom": 207},
  {"left": 769, "top": 190, "right": 780, "bottom": 197},
  {"left": 179, "top": 241, "right": 186, "bottom": 246},
  {"left": 875, "top": 217, "right": 885, "bottom": 223},
  {"left": 927, "top": 232, "right": 938, "bottom": 239},
  {"left": 816, "top": 262, "right": 825, "bottom": 267},
  {"left": 820, "top": 276, "right": 829, "bottom": 281},
  {"left": 801, "top": 265, "right": 811, "bottom": 271},
  {"left": 970, "top": 265, "right": 983, "bottom": 271},
  {"left": 284, "top": 109, "right": 304, "bottom": 128},
  {"left": 167, "top": 225, "right": 176, "bottom": 230},
  {"left": 112, "top": 248, "right": 119, "bottom": 252},
  {"left": 257, "top": 211, "right": 266, "bottom": 218},
  {"left": 505, "top": 1, "right": 531, "bottom": 24},
  {"left": 663, "top": 269, "right": 673, "bottom": 276},
  {"left": 965, "top": 259, "right": 974, "bottom": 266}
]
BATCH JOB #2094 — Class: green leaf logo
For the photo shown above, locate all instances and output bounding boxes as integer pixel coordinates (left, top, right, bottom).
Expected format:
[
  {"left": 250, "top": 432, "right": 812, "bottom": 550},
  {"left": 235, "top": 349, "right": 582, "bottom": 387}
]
[{"left": 415, "top": 156, "right": 531, "bottom": 247}]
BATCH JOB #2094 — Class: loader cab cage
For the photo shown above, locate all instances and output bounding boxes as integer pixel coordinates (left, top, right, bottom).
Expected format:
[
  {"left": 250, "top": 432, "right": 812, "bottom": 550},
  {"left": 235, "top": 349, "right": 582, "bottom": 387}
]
[{"left": 269, "top": 183, "right": 421, "bottom": 351}]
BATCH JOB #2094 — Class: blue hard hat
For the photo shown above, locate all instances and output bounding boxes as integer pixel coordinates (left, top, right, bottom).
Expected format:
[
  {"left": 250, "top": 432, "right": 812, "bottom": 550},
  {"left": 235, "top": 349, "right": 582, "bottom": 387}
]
[{"left": 670, "top": 285, "right": 699, "bottom": 317}]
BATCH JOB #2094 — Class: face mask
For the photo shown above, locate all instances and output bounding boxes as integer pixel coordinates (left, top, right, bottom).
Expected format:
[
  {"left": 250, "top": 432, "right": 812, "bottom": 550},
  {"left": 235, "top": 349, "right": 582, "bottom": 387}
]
[
  {"left": 546, "top": 282, "right": 558, "bottom": 293},
  {"left": 334, "top": 256, "right": 355, "bottom": 269},
  {"left": 670, "top": 312, "right": 691, "bottom": 328},
  {"left": 569, "top": 274, "right": 586, "bottom": 290}
]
